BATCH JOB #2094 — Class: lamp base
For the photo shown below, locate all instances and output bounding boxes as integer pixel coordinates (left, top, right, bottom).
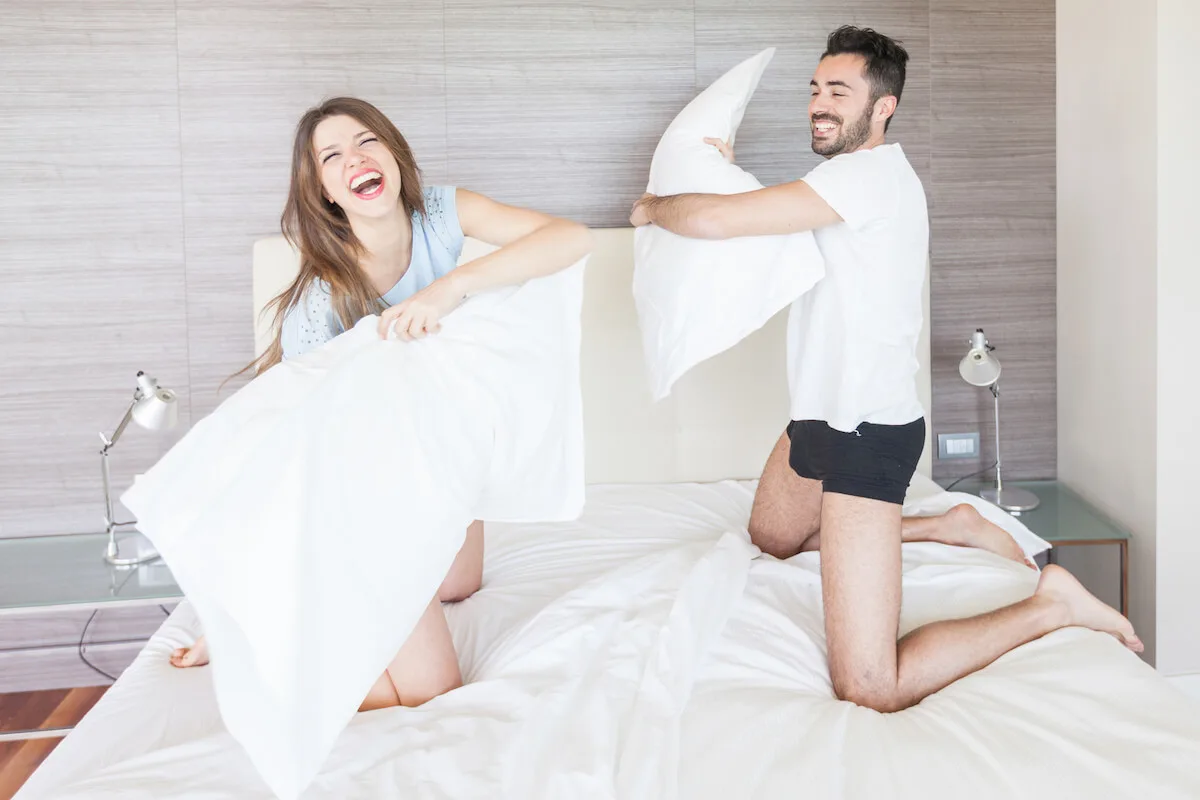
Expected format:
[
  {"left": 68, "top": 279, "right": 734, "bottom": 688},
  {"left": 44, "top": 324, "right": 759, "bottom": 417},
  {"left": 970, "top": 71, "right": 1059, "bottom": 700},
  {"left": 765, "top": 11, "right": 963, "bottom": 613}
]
[
  {"left": 980, "top": 485, "right": 1041, "bottom": 514},
  {"left": 104, "top": 531, "right": 161, "bottom": 568}
]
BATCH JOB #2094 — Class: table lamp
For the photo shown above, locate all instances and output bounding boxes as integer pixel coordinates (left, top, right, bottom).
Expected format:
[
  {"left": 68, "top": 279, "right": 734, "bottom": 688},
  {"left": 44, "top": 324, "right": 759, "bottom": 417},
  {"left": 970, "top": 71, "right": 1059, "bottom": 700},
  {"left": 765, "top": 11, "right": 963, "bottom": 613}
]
[
  {"left": 100, "top": 371, "right": 179, "bottom": 566},
  {"left": 958, "top": 329, "right": 1040, "bottom": 513}
]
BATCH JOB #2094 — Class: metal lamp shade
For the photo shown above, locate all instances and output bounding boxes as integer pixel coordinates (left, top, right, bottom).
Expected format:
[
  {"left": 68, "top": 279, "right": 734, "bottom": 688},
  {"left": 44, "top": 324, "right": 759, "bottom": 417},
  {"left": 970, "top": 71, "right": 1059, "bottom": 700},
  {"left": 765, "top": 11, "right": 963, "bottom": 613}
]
[
  {"left": 131, "top": 387, "right": 179, "bottom": 431},
  {"left": 959, "top": 347, "right": 1001, "bottom": 388}
]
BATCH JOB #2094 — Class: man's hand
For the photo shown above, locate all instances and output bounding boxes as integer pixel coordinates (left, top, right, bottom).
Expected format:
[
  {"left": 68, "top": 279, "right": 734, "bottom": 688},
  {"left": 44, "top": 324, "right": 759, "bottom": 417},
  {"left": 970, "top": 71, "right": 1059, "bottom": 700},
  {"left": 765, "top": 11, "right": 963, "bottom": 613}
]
[
  {"left": 629, "top": 193, "right": 656, "bottom": 227},
  {"left": 704, "top": 137, "right": 735, "bottom": 163}
]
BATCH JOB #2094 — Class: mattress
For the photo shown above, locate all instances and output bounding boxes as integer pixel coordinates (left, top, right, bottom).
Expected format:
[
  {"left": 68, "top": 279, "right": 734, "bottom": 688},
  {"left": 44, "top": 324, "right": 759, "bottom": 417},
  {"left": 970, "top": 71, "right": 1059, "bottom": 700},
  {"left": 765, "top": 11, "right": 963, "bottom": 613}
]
[{"left": 18, "top": 477, "right": 1200, "bottom": 799}]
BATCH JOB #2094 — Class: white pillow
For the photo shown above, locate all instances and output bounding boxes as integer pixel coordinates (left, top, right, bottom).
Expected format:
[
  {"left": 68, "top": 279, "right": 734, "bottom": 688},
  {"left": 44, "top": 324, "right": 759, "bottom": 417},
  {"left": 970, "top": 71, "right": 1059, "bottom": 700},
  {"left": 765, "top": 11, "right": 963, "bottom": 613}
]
[{"left": 633, "top": 47, "right": 826, "bottom": 400}]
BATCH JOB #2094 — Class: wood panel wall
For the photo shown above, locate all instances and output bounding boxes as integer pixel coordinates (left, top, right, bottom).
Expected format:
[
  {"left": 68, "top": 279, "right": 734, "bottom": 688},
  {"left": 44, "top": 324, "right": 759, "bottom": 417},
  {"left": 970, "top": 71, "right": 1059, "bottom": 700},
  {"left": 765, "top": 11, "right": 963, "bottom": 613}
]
[
  {"left": 928, "top": 0, "right": 1057, "bottom": 482},
  {"left": 0, "top": 3, "right": 1055, "bottom": 685}
]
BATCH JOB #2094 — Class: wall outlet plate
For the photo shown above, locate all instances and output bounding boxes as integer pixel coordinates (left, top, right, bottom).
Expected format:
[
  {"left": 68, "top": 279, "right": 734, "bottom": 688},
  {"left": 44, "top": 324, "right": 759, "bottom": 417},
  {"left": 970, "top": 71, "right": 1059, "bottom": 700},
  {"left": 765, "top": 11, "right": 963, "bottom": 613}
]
[{"left": 938, "top": 432, "right": 980, "bottom": 460}]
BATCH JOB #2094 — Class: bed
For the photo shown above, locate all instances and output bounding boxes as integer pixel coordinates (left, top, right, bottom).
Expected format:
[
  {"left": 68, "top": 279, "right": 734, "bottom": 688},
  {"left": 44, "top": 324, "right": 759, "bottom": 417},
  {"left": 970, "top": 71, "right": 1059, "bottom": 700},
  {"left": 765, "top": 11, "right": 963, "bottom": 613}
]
[{"left": 17, "top": 230, "right": 1200, "bottom": 799}]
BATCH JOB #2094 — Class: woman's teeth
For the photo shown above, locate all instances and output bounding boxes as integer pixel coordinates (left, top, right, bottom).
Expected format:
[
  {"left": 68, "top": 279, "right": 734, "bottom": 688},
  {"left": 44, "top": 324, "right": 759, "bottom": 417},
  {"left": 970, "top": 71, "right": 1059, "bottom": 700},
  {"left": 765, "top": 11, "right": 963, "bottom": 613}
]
[{"left": 350, "top": 171, "right": 382, "bottom": 192}]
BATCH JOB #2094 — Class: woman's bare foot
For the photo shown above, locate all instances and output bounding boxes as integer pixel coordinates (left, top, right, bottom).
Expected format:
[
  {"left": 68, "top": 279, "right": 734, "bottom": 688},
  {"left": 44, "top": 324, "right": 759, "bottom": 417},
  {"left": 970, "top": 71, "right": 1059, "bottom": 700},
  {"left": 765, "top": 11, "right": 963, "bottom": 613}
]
[
  {"left": 169, "top": 635, "right": 210, "bottom": 668},
  {"left": 938, "top": 503, "right": 1035, "bottom": 568},
  {"left": 1035, "top": 565, "right": 1143, "bottom": 652}
]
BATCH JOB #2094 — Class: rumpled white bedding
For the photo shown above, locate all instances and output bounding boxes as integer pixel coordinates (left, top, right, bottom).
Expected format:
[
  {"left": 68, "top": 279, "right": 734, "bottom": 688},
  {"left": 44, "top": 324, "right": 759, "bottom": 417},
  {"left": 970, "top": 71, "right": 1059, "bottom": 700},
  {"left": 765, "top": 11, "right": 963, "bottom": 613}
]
[
  {"left": 116, "top": 263, "right": 587, "bottom": 799},
  {"left": 22, "top": 480, "right": 1200, "bottom": 800}
]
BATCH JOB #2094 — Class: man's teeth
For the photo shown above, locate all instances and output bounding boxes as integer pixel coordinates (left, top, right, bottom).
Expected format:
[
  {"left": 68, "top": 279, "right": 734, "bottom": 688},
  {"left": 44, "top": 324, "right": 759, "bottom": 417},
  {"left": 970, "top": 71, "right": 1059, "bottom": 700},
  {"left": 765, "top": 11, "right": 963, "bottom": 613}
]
[
  {"left": 350, "top": 172, "right": 382, "bottom": 191},
  {"left": 815, "top": 122, "right": 837, "bottom": 132}
]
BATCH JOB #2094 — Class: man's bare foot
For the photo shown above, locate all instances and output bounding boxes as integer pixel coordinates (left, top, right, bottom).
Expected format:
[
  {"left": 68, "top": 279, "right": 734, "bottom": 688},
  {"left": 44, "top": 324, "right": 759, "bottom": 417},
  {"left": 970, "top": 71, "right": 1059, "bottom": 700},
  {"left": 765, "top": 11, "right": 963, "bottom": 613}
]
[
  {"left": 169, "top": 635, "right": 210, "bottom": 668},
  {"left": 1035, "top": 565, "right": 1143, "bottom": 652},
  {"left": 941, "top": 503, "right": 1034, "bottom": 568}
]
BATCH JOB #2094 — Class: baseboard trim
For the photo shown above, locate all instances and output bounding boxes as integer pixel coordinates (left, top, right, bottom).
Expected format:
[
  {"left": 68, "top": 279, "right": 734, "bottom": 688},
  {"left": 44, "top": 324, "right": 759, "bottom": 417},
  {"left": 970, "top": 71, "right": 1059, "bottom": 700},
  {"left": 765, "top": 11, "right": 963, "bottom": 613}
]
[
  {"left": 0, "top": 639, "right": 144, "bottom": 693},
  {"left": 1166, "top": 673, "right": 1200, "bottom": 702},
  {"left": 0, "top": 726, "right": 73, "bottom": 743}
]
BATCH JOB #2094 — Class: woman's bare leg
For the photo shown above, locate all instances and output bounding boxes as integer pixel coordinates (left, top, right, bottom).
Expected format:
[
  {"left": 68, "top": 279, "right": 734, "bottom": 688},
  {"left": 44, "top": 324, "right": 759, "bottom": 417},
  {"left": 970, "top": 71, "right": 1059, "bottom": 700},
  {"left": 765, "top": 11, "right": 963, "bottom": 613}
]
[
  {"left": 360, "top": 522, "right": 482, "bottom": 711},
  {"left": 176, "top": 521, "right": 481, "bottom": 712},
  {"left": 378, "top": 593, "right": 463, "bottom": 707},
  {"left": 359, "top": 667, "right": 402, "bottom": 711},
  {"left": 359, "top": 593, "right": 462, "bottom": 710},
  {"left": 439, "top": 520, "right": 484, "bottom": 602}
]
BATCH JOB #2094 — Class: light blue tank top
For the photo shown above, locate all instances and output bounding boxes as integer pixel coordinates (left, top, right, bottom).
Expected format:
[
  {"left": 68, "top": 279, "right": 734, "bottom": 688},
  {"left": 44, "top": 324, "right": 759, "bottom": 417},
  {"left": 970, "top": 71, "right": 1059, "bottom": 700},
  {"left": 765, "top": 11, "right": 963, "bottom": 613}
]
[{"left": 281, "top": 185, "right": 465, "bottom": 360}]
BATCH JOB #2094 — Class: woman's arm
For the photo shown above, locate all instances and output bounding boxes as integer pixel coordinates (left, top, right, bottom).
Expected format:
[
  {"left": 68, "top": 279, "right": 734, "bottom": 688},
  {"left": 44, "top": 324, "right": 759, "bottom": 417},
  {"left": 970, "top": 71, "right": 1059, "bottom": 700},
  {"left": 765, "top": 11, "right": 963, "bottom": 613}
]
[
  {"left": 447, "top": 188, "right": 593, "bottom": 297},
  {"left": 378, "top": 190, "right": 593, "bottom": 340}
]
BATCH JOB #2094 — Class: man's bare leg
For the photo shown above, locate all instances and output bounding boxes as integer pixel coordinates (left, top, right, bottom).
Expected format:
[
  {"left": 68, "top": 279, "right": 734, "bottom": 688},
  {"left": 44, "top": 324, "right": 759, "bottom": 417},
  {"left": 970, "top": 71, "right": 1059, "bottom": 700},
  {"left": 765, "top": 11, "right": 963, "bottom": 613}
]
[
  {"left": 820, "top": 492, "right": 1142, "bottom": 713},
  {"left": 748, "top": 432, "right": 822, "bottom": 559},
  {"left": 800, "top": 503, "right": 1033, "bottom": 567},
  {"left": 901, "top": 505, "right": 1033, "bottom": 566}
]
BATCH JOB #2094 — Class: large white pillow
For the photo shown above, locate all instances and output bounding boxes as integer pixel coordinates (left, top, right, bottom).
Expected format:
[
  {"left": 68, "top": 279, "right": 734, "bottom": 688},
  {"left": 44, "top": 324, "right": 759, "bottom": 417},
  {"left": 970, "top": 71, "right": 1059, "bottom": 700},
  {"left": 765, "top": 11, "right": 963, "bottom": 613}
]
[{"left": 633, "top": 47, "right": 826, "bottom": 400}]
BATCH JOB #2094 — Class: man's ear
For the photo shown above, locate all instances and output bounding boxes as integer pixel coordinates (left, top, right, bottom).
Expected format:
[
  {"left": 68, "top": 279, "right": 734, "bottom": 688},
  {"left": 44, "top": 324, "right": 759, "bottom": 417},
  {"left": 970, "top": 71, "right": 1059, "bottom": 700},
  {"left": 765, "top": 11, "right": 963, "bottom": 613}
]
[{"left": 875, "top": 95, "right": 898, "bottom": 126}]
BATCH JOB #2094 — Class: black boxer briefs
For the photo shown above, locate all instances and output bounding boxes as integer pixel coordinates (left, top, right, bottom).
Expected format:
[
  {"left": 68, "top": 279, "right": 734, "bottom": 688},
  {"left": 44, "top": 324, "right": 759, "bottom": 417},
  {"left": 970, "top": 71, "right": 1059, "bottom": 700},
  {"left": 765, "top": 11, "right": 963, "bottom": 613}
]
[{"left": 785, "top": 418, "right": 926, "bottom": 506}]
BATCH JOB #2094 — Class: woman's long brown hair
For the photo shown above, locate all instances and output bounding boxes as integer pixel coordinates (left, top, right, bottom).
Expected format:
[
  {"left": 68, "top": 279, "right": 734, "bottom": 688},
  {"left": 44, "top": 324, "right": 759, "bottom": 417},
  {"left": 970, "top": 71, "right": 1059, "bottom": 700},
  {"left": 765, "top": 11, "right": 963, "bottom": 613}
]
[{"left": 238, "top": 97, "right": 426, "bottom": 379}]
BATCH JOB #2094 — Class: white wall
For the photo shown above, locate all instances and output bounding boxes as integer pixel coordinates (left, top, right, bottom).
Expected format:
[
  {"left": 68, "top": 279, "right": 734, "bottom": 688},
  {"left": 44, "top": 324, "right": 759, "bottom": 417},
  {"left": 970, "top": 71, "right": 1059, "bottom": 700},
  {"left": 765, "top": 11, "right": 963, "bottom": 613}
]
[
  {"left": 1155, "top": 0, "right": 1200, "bottom": 676},
  {"left": 1057, "top": 0, "right": 1158, "bottom": 662},
  {"left": 1059, "top": 0, "right": 1200, "bottom": 674}
]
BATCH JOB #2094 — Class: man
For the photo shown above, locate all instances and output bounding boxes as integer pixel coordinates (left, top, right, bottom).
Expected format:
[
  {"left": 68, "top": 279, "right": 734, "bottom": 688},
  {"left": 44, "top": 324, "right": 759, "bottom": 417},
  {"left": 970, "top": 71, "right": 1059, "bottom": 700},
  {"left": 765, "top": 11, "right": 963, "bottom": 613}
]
[{"left": 630, "top": 26, "right": 1140, "bottom": 712}]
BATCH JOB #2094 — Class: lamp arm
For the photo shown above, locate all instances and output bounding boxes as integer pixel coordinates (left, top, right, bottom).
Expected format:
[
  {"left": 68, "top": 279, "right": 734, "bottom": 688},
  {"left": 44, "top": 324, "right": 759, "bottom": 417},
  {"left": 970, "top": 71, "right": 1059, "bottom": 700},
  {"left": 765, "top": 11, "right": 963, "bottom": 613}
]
[
  {"left": 991, "top": 382, "right": 1003, "bottom": 492},
  {"left": 101, "top": 397, "right": 139, "bottom": 453},
  {"left": 99, "top": 397, "right": 138, "bottom": 531}
]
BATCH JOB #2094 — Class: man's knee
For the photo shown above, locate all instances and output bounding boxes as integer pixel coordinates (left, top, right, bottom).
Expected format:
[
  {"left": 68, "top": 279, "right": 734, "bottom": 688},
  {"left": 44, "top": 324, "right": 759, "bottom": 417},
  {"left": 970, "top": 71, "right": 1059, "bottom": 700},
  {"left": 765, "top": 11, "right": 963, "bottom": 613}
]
[
  {"left": 748, "top": 518, "right": 799, "bottom": 559},
  {"left": 832, "top": 673, "right": 908, "bottom": 713},
  {"left": 748, "top": 512, "right": 818, "bottom": 559}
]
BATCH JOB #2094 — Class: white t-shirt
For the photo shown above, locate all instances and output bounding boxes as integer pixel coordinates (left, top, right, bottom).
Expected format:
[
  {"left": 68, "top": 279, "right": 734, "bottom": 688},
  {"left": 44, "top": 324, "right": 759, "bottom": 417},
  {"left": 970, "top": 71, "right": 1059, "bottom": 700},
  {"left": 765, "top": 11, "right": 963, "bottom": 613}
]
[{"left": 788, "top": 142, "right": 929, "bottom": 432}]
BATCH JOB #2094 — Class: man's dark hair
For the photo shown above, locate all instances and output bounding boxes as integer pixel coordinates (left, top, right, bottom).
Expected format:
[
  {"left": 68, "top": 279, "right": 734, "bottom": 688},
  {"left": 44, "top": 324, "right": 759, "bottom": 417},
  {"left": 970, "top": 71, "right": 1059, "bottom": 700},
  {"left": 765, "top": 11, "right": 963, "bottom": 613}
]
[{"left": 822, "top": 25, "right": 909, "bottom": 131}]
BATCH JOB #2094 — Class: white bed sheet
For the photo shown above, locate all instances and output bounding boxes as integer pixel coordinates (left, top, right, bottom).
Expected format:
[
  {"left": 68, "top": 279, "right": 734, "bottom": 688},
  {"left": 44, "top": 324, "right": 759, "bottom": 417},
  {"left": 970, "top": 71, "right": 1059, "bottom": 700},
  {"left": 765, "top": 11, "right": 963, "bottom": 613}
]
[{"left": 18, "top": 478, "right": 1200, "bottom": 800}]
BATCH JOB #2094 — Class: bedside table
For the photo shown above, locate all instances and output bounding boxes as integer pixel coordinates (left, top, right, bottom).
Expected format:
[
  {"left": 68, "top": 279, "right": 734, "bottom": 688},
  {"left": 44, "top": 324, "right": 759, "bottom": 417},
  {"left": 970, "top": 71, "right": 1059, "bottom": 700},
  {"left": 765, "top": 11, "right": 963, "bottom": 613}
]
[
  {"left": 943, "top": 479, "right": 1130, "bottom": 616},
  {"left": 0, "top": 533, "right": 182, "bottom": 741},
  {"left": 0, "top": 532, "right": 181, "bottom": 617}
]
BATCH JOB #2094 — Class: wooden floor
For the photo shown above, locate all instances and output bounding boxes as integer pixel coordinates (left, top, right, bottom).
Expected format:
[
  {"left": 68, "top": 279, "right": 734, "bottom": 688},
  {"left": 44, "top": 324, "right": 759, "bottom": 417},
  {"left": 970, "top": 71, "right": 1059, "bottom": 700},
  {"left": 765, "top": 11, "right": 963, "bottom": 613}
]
[{"left": 0, "top": 686, "right": 108, "bottom": 800}]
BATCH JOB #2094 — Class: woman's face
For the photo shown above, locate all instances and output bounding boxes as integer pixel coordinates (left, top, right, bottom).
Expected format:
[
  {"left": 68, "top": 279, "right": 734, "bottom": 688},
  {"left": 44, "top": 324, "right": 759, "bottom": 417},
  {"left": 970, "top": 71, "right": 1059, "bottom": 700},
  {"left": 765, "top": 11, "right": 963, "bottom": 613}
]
[{"left": 312, "top": 114, "right": 402, "bottom": 220}]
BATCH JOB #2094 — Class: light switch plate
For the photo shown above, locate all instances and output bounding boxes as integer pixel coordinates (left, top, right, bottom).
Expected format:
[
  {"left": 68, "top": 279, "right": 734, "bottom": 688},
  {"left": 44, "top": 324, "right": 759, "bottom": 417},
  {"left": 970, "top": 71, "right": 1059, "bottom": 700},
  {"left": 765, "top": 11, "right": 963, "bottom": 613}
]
[{"left": 938, "top": 432, "right": 980, "bottom": 460}]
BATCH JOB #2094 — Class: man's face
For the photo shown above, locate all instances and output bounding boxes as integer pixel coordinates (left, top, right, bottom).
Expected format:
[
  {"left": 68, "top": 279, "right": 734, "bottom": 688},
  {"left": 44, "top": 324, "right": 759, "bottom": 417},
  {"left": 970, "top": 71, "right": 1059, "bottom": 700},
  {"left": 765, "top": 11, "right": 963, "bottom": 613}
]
[{"left": 808, "top": 53, "right": 877, "bottom": 157}]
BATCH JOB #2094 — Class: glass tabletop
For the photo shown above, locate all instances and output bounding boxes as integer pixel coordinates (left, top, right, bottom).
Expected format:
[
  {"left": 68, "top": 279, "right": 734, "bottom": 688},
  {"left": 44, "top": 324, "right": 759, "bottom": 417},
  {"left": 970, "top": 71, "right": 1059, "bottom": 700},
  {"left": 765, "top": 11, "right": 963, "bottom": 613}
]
[
  {"left": 944, "top": 479, "right": 1131, "bottom": 542},
  {"left": 0, "top": 531, "right": 181, "bottom": 613}
]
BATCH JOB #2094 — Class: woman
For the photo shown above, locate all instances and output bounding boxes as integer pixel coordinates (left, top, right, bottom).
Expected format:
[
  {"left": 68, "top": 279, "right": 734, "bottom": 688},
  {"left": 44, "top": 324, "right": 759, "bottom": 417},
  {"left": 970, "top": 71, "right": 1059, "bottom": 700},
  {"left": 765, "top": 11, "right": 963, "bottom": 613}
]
[{"left": 170, "top": 96, "right": 593, "bottom": 712}]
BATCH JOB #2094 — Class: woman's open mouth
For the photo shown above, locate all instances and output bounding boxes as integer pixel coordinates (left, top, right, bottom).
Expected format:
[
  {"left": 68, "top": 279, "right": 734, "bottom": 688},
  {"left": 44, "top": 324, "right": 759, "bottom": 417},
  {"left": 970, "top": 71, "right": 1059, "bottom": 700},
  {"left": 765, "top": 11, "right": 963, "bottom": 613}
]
[{"left": 349, "top": 170, "right": 385, "bottom": 200}]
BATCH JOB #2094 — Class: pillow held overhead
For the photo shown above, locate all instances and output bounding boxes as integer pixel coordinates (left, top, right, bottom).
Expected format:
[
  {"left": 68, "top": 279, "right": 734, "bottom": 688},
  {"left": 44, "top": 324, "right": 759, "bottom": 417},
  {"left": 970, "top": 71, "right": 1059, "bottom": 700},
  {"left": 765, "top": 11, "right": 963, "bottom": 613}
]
[{"left": 633, "top": 47, "right": 826, "bottom": 400}]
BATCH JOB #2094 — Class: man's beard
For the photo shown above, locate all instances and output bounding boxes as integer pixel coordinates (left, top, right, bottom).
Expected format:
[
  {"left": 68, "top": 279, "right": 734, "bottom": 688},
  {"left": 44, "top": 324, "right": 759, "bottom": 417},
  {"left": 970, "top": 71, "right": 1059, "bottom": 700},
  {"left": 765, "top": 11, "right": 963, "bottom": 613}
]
[{"left": 811, "top": 105, "right": 873, "bottom": 157}]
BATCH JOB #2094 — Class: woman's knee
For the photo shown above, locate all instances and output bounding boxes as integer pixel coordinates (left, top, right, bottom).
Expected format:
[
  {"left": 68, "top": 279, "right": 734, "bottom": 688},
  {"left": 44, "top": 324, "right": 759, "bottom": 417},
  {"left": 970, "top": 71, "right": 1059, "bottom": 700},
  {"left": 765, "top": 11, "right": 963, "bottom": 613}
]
[
  {"left": 438, "top": 521, "right": 484, "bottom": 602},
  {"left": 438, "top": 570, "right": 481, "bottom": 603}
]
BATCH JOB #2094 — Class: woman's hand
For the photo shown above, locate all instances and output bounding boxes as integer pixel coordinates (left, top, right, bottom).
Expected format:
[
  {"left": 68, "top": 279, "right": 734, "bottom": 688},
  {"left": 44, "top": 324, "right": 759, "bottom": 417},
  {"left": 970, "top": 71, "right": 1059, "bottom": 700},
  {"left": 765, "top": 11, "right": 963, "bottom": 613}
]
[
  {"left": 377, "top": 274, "right": 467, "bottom": 341},
  {"left": 704, "top": 137, "right": 734, "bottom": 163}
]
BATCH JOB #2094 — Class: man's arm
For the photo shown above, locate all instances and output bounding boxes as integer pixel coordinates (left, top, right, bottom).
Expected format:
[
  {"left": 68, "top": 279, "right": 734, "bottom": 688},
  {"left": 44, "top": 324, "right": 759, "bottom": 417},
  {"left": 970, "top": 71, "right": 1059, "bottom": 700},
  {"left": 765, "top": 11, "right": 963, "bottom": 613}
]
[{"left": 629, "top": 180, "right": 843, "bottom": 240}]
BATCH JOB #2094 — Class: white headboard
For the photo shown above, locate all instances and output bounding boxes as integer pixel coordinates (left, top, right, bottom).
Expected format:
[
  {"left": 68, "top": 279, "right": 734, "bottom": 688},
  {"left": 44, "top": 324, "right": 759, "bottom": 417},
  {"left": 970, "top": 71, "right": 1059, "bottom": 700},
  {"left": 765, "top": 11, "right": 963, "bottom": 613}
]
[{"left": 252, "top": 228, "right": 933, "bottom": 483}]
